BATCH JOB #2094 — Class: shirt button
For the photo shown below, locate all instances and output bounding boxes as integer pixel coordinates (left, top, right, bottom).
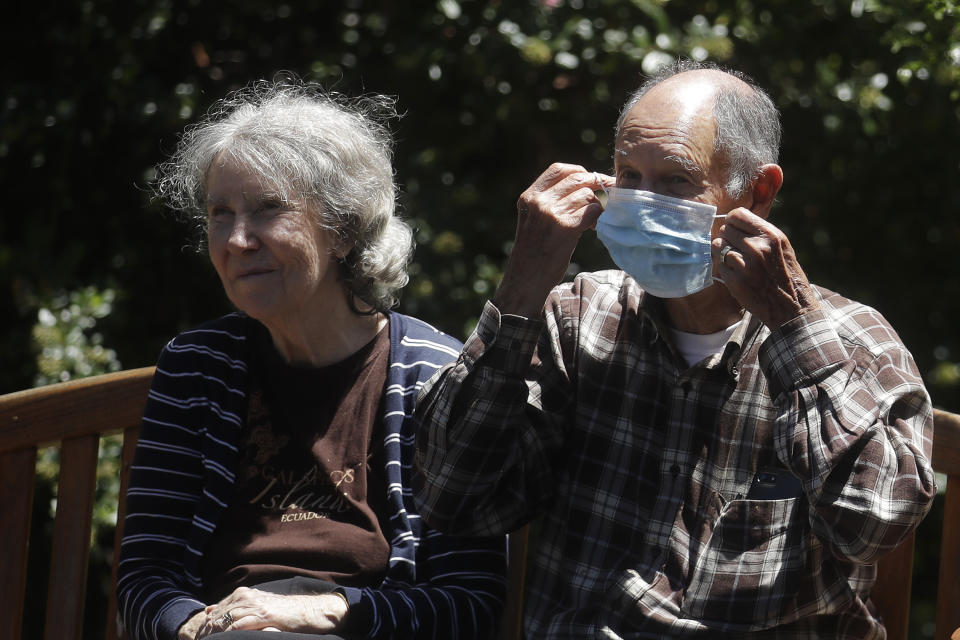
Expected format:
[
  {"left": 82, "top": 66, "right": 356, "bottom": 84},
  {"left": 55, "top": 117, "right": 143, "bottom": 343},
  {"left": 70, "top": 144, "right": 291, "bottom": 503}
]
[{"left": 670, "top": 463, "right": 681, "bottom": 475}]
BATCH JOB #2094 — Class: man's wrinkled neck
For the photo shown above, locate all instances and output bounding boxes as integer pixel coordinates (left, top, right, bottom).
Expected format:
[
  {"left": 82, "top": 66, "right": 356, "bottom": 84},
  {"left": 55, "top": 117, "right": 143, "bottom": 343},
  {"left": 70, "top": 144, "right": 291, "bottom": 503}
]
[{"left": 663, "top": 284, "right": 744, "bottom": 334}]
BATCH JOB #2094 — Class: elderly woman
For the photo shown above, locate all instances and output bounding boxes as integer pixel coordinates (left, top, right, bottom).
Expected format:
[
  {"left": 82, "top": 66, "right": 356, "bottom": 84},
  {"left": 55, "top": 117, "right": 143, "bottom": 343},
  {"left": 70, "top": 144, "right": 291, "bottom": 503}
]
[{"left": 116, "top": 82, "right": 505, "bottom": 640}]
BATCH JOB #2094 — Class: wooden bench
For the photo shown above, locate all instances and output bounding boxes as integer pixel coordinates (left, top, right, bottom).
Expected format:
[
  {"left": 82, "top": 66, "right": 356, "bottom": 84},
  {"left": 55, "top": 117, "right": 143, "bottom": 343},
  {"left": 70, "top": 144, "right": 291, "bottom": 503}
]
[
  {"left": 1, "top": 367, "right": 958, "bottom": 640},
  {"left": 0, "top": 367, "right": 154, "bottom": 640}
]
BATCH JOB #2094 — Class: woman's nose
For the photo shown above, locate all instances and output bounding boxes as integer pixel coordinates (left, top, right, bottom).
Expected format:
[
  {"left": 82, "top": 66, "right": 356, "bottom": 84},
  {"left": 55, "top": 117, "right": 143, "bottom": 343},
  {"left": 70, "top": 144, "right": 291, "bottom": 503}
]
[{"left": 227, "top": 215, "right": 260, "bottom": 252}]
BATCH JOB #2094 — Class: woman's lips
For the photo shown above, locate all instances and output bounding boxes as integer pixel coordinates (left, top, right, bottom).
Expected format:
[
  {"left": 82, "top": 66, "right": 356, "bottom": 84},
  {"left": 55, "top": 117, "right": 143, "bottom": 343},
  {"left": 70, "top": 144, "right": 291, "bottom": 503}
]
[{"left": 235, "top": 268, "right": 276, "bottom": 280}]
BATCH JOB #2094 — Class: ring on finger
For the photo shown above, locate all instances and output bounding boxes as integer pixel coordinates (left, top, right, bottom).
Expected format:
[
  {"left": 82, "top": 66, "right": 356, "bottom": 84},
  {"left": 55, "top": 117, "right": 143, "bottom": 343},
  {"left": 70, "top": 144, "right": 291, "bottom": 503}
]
[
  {"left": 719, "top": 244, "right": 735, "bottom": 266},
  {"left": 219, "top": 611, "right": 234, "bottom": 627}
]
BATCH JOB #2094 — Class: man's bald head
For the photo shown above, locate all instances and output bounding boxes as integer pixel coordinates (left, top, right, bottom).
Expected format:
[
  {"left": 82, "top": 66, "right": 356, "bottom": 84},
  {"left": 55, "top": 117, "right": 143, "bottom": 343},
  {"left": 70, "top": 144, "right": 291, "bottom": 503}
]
[{"left": 616, "top": 61, "right": 781, "bottom": 198}]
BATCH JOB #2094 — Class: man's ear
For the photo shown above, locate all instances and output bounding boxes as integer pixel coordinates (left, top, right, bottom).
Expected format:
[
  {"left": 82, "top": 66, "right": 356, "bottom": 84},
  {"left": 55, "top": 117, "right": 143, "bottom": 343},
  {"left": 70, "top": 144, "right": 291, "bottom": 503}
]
[{"left": 748, "top": 163, "right": 784, "bottom": 220}]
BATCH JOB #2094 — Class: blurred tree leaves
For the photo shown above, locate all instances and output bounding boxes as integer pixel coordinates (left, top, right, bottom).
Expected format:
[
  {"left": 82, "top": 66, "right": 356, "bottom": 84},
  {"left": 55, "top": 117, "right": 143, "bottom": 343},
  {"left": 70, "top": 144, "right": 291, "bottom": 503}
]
[
  {"left": 1, "top": 0, "right": 958, "bottom": 395},
  {"left": 31, "top": 286, "right": 121, "bottom": 385}
]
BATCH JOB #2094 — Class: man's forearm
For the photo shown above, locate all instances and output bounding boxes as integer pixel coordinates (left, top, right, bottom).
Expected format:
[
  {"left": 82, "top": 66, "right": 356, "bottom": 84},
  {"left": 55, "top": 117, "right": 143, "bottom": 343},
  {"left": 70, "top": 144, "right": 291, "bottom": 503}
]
[
  {"left": 414, "top": 303, "right": 559, "bottom": 535},
  {"left": 761, "top": 311, "right": 936, "bottom": 563}
]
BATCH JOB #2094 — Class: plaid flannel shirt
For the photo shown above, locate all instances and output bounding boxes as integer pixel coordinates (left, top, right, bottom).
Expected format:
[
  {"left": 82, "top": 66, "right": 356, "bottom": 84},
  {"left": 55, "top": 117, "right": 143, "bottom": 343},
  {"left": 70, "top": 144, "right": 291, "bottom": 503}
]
[{"left": 414, "top": 270, "right": 935, "bottom": 639}]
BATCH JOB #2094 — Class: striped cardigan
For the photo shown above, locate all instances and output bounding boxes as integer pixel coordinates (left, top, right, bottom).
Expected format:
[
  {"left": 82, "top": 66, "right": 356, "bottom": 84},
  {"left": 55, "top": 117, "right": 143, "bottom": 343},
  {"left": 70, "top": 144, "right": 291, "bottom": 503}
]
[{"left": 117, "top": 312, "right": 506, "bottom": 640}]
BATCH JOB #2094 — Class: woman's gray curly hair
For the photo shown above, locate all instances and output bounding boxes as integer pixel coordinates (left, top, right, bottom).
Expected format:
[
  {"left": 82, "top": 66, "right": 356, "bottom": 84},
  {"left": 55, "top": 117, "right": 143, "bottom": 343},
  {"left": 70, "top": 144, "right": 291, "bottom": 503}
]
[{"left": 155, "top": 79, "right": 412, "bottom": 313}]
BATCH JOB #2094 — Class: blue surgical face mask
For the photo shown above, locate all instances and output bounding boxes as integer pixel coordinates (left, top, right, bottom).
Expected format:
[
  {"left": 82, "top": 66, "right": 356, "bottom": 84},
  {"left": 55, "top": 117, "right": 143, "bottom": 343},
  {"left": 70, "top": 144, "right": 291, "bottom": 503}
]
[{"left": 595, "top": 185, "right": 724, "bottom": 298}]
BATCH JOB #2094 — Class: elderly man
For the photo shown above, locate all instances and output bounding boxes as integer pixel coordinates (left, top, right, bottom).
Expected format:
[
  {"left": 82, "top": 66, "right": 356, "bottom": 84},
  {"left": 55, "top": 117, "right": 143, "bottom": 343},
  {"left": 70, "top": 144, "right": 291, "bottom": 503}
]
[{"left": 413, "top": 61, "right": 935, "bottom": 638}]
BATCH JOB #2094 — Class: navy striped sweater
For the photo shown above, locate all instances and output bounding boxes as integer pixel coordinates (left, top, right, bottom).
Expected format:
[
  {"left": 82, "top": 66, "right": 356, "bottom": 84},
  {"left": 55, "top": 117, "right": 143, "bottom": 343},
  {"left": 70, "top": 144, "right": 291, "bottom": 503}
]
[{"left": 117, "top": 312, "right": 506, "bottom": 640}]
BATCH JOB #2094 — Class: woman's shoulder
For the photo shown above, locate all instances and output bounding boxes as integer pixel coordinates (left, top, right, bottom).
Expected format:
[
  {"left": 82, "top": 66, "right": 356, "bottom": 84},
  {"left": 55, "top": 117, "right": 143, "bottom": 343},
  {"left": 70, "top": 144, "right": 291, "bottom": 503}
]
[
  {"left": 158, "top": 313, "right": 252, "bottom": 375},
  {"left": 150, "top": 313, "right": 251, "bottom": 400},
  {"left": 389, "top": 311, "right": 463, "bottom": 355},
  {"left": 166, "top": 312, "right": 250, "bottom": 347}
]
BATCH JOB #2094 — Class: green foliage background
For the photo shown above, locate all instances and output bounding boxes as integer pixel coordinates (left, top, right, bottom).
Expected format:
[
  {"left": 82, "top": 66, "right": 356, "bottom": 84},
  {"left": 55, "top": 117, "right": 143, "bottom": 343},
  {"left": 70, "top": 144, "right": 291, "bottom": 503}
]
[{"left": 2, "top": 0, "right": 959, "bottom": 637}]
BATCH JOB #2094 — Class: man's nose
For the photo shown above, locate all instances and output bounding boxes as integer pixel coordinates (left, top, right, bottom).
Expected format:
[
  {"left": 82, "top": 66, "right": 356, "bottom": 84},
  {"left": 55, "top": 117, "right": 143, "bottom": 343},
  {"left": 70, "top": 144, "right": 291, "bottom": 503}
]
[{"left": 640, "top": 178, "right": 665, "bottom": 193}]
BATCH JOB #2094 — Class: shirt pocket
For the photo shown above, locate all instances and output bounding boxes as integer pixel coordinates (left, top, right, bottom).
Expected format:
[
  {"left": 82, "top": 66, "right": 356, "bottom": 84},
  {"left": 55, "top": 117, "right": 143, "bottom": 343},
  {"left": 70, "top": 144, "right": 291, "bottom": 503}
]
[{"left": 681, "top": 496, "right": 808, "bottom": 630}]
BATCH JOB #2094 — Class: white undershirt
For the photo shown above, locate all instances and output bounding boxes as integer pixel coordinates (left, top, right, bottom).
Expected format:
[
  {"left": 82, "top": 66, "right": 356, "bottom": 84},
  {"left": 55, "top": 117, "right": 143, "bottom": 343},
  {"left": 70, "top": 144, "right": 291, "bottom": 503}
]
[{"left": 669, "top": 321, "right": 742, "bottom": 368}]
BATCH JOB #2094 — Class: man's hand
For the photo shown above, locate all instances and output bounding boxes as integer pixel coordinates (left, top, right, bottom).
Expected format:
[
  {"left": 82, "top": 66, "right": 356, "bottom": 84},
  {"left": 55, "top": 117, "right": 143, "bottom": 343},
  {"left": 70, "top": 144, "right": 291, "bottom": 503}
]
[
  {"left": 493, "top": 164, "right": 613, "bottom": 318},
  {"left": 712, "top": 207, "right": 820, "bottom": 328},
  {"left": 194, "top": 587, "right": 348, "bottom": 638}
]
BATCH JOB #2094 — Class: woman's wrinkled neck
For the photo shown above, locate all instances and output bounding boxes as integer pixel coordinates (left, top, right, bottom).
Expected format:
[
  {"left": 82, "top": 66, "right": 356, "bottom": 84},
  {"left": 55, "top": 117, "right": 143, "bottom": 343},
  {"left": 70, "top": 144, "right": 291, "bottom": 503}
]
[{"left": 262, "top": 291, "right": 388, "bottom": 368}]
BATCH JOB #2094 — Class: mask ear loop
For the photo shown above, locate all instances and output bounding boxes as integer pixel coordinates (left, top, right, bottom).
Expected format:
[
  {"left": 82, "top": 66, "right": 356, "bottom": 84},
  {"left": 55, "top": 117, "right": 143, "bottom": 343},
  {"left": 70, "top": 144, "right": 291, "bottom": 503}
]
[
  {"left": 594, "top": 173, "right": 609, "bottom": 197},
  {"left": 712, "top": 213, "right": 727, "bottom": 285}
]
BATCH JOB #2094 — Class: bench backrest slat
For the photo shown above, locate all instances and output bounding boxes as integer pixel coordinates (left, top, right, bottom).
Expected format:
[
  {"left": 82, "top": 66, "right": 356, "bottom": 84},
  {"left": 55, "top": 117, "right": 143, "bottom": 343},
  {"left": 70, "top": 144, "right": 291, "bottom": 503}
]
[
  {"left": 0, "top": 447, "right": 38, "bottom": 639},
  {"left": 105, "top": 425, "right": 142, "bottom": 640},
  {"left": 45, "top": 434, "right": 101, "bottom": 640},
  {"left": 935, "top": 409, "right": 960, "bottom": 640}
]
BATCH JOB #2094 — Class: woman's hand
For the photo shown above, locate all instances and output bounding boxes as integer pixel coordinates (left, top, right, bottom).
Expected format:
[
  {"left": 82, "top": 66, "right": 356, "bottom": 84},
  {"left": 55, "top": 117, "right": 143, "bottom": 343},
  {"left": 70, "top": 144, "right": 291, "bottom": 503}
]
[
  {"left": 195, "top": 587, "right": 349, "bottom": 638},
  {"left": 178, "top": 610, "right": 208, "bottom": 640}
]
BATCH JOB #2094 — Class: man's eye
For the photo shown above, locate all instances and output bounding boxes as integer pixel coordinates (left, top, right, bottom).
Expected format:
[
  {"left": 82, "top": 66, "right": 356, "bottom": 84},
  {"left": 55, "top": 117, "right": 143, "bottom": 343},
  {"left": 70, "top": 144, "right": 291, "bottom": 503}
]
[{"left": 208, "top": 207, "right": 232, "bottom": 219}]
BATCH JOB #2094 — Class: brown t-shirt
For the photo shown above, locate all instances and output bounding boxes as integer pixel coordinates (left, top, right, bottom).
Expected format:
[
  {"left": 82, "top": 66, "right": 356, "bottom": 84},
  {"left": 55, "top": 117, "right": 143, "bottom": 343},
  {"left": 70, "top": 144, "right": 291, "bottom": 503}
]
[{"left": 201, "top": 321, "right": 391, "bottom": 602}]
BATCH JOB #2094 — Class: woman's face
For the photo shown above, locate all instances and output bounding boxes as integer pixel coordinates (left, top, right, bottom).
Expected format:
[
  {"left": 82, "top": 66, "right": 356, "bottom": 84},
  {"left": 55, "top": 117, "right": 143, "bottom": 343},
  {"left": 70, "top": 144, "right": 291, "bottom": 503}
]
[{"left": 205, "top": 156, "right": 343, "bottom": 323}]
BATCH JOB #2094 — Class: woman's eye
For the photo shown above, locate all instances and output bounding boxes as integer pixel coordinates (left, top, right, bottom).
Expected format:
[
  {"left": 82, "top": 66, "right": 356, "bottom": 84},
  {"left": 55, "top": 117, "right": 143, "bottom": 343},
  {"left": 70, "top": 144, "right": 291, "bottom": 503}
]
[
  {"left": 208, "top": 207, "right": 232, "bottom": 220},
  {"left": 256, "top": 200, "right": 284, "bottom": 214}
]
